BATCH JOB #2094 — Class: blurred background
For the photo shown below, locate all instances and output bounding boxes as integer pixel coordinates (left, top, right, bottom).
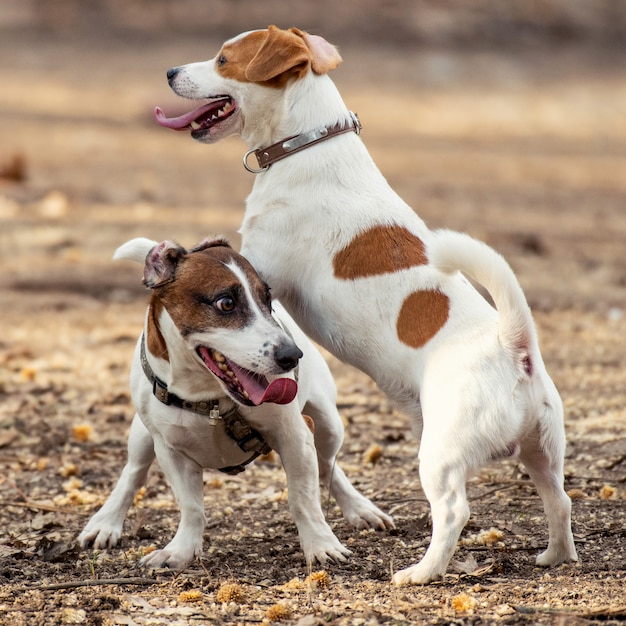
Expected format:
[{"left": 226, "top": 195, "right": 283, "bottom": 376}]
[{"left": 1, "top": 0, "right": 625, "bottom": 311}]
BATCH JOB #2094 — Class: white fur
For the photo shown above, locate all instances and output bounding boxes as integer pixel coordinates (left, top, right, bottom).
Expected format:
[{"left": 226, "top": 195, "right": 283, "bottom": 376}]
[
  {"left": 163, "top": 29, "right": 577, "bottom": 584},
  {"left": 79, "top": 237, "right": 393, "bottom": 570}
]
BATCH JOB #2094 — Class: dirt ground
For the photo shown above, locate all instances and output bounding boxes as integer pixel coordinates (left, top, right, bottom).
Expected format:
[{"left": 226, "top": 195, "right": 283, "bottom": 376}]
[{"left": 1, "top": 13, "right": 626, "bottom": 626}]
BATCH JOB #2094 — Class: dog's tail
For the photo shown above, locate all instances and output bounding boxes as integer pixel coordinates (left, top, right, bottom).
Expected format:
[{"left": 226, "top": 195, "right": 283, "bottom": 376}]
[
  {"left": 113, "top": 238, "right": 158, "bottom": 264},
  {"left": 428, "top": 230, "right": 537, "bottom": 359}
]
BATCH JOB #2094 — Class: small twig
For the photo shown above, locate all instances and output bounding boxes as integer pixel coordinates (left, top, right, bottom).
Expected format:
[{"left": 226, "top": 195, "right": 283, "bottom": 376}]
[
  {"left": 469, "top": 481, "right": 527, "bottom": 502},
  {"left": 381, "top": 497, "right": 429, "bottom": 505},
  {"left": 2, "top": 500, "right": 79, "bottom": 514},
  {"left": 515, "top": 604, "right": 626, "bottom": 618},
  {"left": 605, "top": 453, "right": 626, "bottom": 470},
  {"left": 18, "top": 577, "right": 160, "bottom": 592}
]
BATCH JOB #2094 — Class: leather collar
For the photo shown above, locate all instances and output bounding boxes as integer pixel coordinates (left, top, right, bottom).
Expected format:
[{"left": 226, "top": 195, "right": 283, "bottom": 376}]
[
  {"left": 140, "top": 334, "right": 220, "bottom": 417},
  {"left": 243, "top": 112, "right": 361, "bottom": 173}
]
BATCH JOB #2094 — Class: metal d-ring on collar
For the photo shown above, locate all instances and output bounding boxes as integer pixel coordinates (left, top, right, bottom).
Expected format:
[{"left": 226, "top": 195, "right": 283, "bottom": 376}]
[
  {"left": 139, "top": 334, "right": 272, "bottom": 474},
  {"left": 243, "top": 111, "right": 362, "bottom": 173}
]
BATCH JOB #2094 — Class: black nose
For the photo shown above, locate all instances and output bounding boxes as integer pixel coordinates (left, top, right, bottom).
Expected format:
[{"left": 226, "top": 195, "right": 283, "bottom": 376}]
[
  {"left": 274, "top": 343, "right": 303, "bottom": 372},
  {"left": 166, "top": 67, "right": 180, "bottom": 84}
]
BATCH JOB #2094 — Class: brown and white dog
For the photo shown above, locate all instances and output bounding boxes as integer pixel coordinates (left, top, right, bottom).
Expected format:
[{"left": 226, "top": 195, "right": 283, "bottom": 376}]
[
  {"left": 79, "top": 236, "right": 392, "bottom": 570},
  {"left": 154, "top": 26, "right": 578, "bottom": 584}
]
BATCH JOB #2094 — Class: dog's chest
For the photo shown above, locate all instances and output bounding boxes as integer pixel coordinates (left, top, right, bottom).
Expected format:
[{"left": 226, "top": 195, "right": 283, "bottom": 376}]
[{"left": 156, "top": 412, "right": 256, "bottom": 470}]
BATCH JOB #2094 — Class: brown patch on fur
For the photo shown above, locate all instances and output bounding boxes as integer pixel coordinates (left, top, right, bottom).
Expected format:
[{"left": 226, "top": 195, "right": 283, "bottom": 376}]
[
  {"left": 333, "top": 225, "right": 428, "bottom": 280},
  {"left": 146, "top": 297, "right": 169, "bottom": 362},
  {"left": 218, "top": 26, "right": 310, "bottom": 87},
  {"left": 302, "top": 414, "right": 315, "bottom": 434},
  {"left": 396, "top": 290, "right": 450, "bottom": 348},
  {"left": 152, "top": 247, "right": 271, "bottom": 339}
]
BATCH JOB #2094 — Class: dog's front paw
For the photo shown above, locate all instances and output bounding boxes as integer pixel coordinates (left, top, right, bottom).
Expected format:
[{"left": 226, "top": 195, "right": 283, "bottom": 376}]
[
  {"left": 78, "top": 522, "right": 123, "bottom": 550},
  {"left": 302, "top": 533, "right": 352, "bottom": 566},
  {"left": 392, "top": 563, "right": 443, "bottom": 586},
  {"left": 342, "top": 496, "right": 395, "bottom": 531},
  {"left": 139, "top": 542, "right": 200, "bottom": 571}
]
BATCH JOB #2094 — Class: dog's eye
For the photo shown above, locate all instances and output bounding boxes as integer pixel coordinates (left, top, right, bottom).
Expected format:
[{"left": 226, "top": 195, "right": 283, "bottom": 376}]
[
  {"left": 217, "top": 55, "right": 227, "bottom": 67},
  {"left": 215, "top": 296, "right": 235, "bottom": 312}
]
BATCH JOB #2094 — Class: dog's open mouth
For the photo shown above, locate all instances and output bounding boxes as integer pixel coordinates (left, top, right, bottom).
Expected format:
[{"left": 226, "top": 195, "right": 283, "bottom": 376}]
[
  {"left": 196, "top": 346, "right": 297, "bottom": 406},
  {"left": 154, "top": 98, "right": 236, "bottom": 137}
]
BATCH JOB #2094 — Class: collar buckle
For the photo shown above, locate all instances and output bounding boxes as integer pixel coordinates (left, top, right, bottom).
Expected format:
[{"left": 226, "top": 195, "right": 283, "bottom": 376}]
[{"left": 153, "top": 378, "right": 170, "bottom": 405}]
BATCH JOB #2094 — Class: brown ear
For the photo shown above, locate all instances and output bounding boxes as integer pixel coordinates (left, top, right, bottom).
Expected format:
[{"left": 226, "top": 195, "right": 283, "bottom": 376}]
[
  {"left": 189, "top": 236, "right": 231, "bottom": 254},
  {"left": 143, "top": 241, "right": 186, "bottom": 288},
  {"left": 291, "top": 28, "right": 342, "bottom": 74},
  {"left": 245, "top": 25, "right": 311, "bottom": 83}
]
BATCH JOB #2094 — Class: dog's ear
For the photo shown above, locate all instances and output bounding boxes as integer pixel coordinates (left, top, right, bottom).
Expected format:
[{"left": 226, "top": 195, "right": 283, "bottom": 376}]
[
  {"left": 290, "top": 28, "right": 342, "bottom": 74},
  {"left": 189, "top": 236, "right": 232, "bottom": 254},
  {"left": 143, "top": 240, "right": 186, "bottom": 288},
  {"left": 114, "top": 237, "right": 159, "bottom": 264},
  {"left": 245, "top": 25, "right": 312, "bottom": 83}
]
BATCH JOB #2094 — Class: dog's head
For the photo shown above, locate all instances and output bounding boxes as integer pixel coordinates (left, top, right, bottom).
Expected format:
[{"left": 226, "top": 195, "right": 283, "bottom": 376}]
[
  {"left": 115, "top": 236, "right": 300, "bottom": 406},
  {"left": 154, "top": 25, "right": 342, "bottom": 144}
]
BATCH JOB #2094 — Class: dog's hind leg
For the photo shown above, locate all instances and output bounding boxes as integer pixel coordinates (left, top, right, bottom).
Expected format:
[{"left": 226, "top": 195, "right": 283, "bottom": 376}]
[
  {"left": 393, "top": 448, "right": 471, "bottom": 585},
  {"left": 79, "top": 414, "right": 155, "bottom": 549},
  {"left": 517, "top": 421, "right": 578, "bottom": 567},
  {"left": 305, "top": 397, "right": 394, "bottom": 530}
]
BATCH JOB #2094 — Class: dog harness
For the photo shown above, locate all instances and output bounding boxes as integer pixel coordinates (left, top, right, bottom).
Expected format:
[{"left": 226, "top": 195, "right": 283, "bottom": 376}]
[
  {"left": 243, "top": 112, "right": 361, "bottom": 173},
  {"left": 139, "top": 335, "right": 271, "bottom": 474}
]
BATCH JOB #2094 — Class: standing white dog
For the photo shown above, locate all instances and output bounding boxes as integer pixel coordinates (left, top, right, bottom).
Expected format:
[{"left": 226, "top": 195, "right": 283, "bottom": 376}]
[
  {"left": 79, "top": 236, "right": 392, "bottom": 570},
  {"left": 154, "top": 26, "right": 578, "bottom": 584}
]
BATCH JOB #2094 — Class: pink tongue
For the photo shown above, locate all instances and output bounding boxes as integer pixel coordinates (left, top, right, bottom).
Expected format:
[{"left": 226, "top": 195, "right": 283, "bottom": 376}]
[
  {"left": 258, "top": 378, "right": 298, "bottom": 405},
  {"left": 154, "top": 104, "right": 215, "bottom": 130},
  {"left": 227, "top": 361, "right": 298, "bottom": 406}
]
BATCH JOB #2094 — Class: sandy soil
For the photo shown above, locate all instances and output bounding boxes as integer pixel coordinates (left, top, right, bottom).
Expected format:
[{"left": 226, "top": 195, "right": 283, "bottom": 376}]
[{"left": 1, "top": 22, "right": 626, "bottom": 626}]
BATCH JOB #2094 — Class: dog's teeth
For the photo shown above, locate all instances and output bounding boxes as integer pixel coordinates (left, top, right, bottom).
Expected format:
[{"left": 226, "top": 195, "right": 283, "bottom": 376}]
[
  {"left": 242, "top": 390, "right": 250, "bottom": 400},
  {"left": 190, "top": 121, "right": 201, "bottom": 130},
  {"left": 218, "top": 362, "right": 229, "bottom": 372},
  {"left": 213, "top": 352, "right": 226, "bottom": 363}
]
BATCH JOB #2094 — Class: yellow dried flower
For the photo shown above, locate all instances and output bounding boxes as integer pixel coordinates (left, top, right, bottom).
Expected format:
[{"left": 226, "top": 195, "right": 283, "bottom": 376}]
[
  {"left": 72, "top": 423, "right": 93, "bottom": 442},
  {"left": 462, "top": 527, "right": 503, "bottom": 547},
  {"left": 567, "top": 488, "right": 586, "bottom": 500},
  {"left": 476, "top": 527, "right": 504, "bottom": 546},
  {"left": 60, "top": 463, "right": 79, "bottom": 478},
  {"left": 133, "top": 486, "right": 146, "bottom": 505},
  {"left": 600, "top": 484, "right": 617, "bottom": 500},
  {"left": 451, "top": 592, "right": 477, "bottom": 613},
  {"left": 266, "top": 603, "right": 291, "bottom": 622},
  {"left": 20, "top": 367, "right": 36, "bottom": 382},
  {"left": 282, "top": 578, "right": 305, "bottom": 591},
  {"left": 363, "top": 443, "right": 383, "bottom": 465},
  {"left": 305, "top": 570, "right": 330, "bottom": 590},
  {"left": 178, "top": 590, "right": 203, "bottom": 603},
  {"left": 216, "top": 582, "right": 245, "bottom": 604}
]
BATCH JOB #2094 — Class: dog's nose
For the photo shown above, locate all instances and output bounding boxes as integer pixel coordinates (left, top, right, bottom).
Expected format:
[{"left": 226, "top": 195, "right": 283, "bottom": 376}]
[
  {"left": 166, "top": 67, "right": 180, "bottom": 84},
  {"left": 274, "top": 343, "right": 303, "bottom": 372}
]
